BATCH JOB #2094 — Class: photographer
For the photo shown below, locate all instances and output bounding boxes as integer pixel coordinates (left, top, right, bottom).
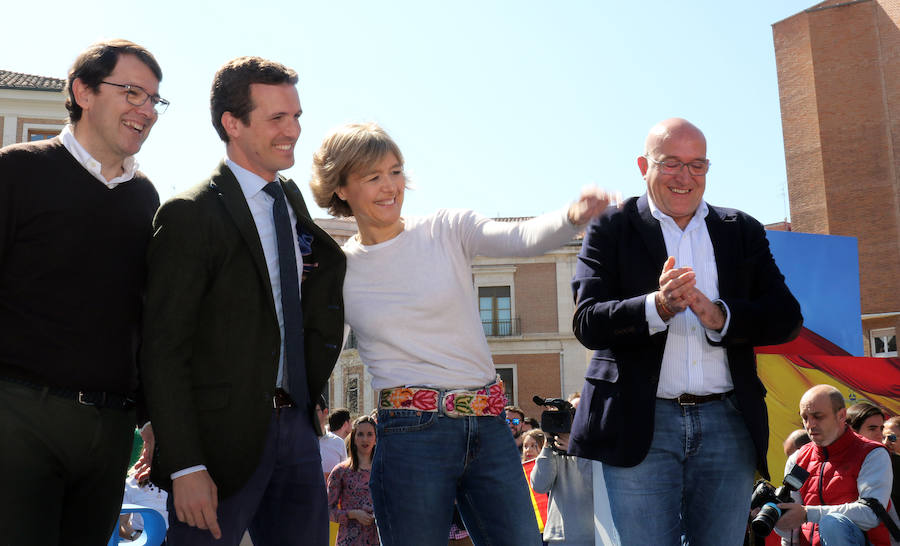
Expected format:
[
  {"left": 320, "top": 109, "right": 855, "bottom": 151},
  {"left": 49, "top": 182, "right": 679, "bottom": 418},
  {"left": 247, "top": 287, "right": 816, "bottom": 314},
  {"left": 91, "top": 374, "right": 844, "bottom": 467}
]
[
  {"left": 530, "top": 397, "right": 595, "bottom": 546},
  {"left": 775, "top": 385, "right": 893, "bottom": 546}
]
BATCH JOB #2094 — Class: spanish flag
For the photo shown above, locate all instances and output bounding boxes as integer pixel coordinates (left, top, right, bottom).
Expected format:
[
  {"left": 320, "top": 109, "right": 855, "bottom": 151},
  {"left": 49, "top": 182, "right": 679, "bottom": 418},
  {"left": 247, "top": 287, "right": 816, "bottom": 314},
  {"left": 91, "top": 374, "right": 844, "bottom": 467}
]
[{"left": 522, "top": 458, "right": 549, "bottom": 532}]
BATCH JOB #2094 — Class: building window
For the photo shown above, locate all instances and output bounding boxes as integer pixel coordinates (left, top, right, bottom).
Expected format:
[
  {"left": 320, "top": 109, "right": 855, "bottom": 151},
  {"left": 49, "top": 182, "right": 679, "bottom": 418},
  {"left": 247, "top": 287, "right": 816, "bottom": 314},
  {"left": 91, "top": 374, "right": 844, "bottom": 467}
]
[
  {"left": 28, "top": 129, "right": 59, "bottom": 141},
  {"left": 479, "top": 286, "right": 518, "bottom": 336},
  {"left": 871, "top": 328, "right": 897, "bottom": 357},
  {"left": 346, "top": 374, "right": 359, "bottom": 414},
  {"left": 495, "top": 365, "right": 517, "bottom": 406}
]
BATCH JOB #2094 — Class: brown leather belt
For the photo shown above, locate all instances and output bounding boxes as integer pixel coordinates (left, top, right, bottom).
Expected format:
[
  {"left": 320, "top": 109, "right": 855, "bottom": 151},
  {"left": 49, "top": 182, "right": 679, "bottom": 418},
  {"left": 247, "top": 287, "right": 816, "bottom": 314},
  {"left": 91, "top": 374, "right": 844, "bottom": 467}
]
[
  {"left": 273, "top": 388, "right": 295, "bottom": 409},
  {"left": 662, "top": 391, "right": 733, "bottom": 406}
]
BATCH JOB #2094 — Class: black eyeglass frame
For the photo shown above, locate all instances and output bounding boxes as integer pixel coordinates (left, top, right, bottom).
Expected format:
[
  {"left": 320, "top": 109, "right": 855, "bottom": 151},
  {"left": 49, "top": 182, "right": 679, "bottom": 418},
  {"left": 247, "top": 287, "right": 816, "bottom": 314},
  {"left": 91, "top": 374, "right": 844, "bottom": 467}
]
[{"left": 100, "top": 81, "right": 170, "bottom": 114}]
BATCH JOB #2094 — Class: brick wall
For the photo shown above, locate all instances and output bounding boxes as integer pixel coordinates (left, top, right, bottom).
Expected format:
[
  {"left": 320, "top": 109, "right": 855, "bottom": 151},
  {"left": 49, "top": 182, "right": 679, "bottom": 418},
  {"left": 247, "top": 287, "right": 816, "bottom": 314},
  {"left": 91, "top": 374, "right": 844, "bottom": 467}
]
[
  {"left": 515, "top": 262, "right": 558, "bottom": 334},
  {"left": 774, "top": 0, "right": 900, "bottom": 315},
  {"left": 493, "top": 352, "right": 561, "bottom": 419}
]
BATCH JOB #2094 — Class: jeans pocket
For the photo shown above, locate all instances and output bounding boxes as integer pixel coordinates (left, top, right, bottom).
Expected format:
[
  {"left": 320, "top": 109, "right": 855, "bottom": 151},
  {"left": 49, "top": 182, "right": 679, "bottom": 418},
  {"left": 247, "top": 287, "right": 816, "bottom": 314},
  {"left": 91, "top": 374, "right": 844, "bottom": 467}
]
[
  {"left": 723, "top": 392, "right": 744, "bottom": 417},
  {"left": 378, "top": 409, "right": 437, "bottom": 434}
]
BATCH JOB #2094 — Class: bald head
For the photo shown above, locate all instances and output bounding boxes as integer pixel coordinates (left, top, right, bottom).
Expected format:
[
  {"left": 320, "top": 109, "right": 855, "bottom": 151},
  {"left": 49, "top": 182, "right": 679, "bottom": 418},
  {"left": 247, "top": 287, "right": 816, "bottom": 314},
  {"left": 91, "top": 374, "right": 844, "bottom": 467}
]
[
  {"left": 644, "top": 118, "right": 706, "bottom": 157},
  {"left": 800, "top": 385, "right": 844, "bottom": 412},
  {"left": 799, "top": 385, "right": 847, "bottom": 446},
  {"left": 638, "top": 117, "right": 709, "bottom": 229}
]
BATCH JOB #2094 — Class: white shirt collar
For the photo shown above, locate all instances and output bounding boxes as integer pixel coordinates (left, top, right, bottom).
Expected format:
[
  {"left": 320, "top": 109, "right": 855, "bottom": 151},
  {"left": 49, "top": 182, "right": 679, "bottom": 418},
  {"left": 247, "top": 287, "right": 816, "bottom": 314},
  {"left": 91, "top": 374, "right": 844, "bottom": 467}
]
[
  {"left": 225, "top": 157, "right": 277, "bottom": 201},
  {"left": 647, "top": 194, "right": 709, "bottom": 232},
  {"left": 60, "top": 125, "right": 138, "bottom": 189}
]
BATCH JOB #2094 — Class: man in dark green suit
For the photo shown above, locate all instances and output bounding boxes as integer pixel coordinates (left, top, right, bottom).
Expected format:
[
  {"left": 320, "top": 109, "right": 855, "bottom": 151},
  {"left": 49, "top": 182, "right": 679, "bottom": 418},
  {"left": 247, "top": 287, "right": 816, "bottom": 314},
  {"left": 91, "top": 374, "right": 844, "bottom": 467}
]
[{"left": 141, "top": 57, "right": 345, "bottom": 546}]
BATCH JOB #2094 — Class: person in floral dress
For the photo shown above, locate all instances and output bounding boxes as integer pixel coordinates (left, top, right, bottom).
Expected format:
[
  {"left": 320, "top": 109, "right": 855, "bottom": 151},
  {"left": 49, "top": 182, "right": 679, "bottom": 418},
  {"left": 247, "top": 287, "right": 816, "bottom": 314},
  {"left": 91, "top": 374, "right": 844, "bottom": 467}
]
[{"left": 327, "top": 416, "right": 379, "bottom": 545}]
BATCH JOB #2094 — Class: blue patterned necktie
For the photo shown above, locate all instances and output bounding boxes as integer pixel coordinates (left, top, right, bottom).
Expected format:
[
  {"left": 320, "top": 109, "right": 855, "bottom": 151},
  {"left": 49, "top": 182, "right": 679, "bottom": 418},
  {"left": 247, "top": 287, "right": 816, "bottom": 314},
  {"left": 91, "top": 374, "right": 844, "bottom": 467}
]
[{"left": 262, "top": 182, "right": 308, "bottom": 409}]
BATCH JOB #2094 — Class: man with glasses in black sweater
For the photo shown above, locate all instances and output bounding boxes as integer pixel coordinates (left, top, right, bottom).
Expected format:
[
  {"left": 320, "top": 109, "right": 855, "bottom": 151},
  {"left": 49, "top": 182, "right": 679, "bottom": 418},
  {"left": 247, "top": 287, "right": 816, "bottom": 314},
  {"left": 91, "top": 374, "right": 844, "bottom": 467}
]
[{"left": 0, "top": 39, "right": 166, "bottom": 544}]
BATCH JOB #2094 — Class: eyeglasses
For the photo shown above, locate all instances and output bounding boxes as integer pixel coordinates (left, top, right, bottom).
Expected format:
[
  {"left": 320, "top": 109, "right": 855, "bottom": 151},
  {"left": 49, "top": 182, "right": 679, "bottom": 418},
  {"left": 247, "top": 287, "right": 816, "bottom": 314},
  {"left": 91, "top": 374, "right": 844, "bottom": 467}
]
[
  {"left": 506, "top": 418, "right": 521, "bottom": 425},
  {"left": 100, "top": 81, "right": 170, "bottom": 114},
  {"left": 886, "top": 433, "right": 898, "bottom": 443},
  {"left": 645, "top": 155, "right": 711, "bottom": 176}
]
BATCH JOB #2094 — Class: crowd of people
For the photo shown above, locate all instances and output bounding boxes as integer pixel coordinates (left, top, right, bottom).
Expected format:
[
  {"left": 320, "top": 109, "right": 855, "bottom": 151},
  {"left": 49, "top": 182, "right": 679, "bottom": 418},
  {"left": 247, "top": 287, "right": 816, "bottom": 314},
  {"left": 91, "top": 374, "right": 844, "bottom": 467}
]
[{"left": 1, "top": 36, "right": 896, "bottom": 546}]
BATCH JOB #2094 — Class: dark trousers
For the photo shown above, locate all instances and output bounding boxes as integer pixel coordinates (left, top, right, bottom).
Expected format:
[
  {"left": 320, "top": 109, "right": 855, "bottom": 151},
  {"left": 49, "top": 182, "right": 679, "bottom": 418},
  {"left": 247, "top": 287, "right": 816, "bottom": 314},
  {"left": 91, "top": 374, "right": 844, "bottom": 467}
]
[
  {"left": 166, "top": 405, "right": 327, "bottom": 546},
  {"left": 0, "top": 380, "right": 134, "bottom": 546}
]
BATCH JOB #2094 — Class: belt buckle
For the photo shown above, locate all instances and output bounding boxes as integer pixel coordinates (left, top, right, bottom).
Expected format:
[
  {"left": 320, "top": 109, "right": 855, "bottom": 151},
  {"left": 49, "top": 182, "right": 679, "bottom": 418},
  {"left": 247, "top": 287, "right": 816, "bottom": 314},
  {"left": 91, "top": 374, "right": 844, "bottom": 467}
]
[
  {"left": 676, "top": 394, "right": 696, "bottom": 406},
  {"left": 440, "top": 389, "right": 460, "bottom": 418},
  {"left": 273, "top": 389, "right": 293, "bottom": 409},
  {"left": 77, "top": 392, "right": 97, "bottom": 406}
]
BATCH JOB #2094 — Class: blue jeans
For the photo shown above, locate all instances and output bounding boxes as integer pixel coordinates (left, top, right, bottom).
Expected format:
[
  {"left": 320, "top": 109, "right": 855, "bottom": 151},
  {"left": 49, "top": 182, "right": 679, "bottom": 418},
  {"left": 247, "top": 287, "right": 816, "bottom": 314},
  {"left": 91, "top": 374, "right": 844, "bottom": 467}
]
[
  {"left": 602, "top": 395, "right": 756, "bottom": 546},
  {"left": 817, "top": 513, "right": 868, "bottom": 546},
  {"left": 371, "top": 409, "right": 541, "bottom": 546}
]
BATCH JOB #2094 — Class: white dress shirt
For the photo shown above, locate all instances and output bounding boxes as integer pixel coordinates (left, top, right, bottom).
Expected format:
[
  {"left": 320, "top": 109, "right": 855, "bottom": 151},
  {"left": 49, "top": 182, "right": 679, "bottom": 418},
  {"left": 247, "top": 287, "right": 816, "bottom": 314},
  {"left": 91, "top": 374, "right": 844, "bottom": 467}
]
[
  {"left": 226, "top": 158, "right": 304, "bottom": 390},
  {"left": 642, "top": 198, "right": 734, "bottom": 398},
  {"left": 60, "top": 125, "right": 138, "bottom": 188}
]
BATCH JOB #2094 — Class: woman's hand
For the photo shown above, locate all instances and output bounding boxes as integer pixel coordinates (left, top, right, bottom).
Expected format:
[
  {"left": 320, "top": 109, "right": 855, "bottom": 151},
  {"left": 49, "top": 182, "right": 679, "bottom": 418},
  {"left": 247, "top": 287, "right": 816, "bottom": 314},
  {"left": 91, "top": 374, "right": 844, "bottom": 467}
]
[
  {"left": 349, "top": 509, "right": 375, "bottom": 526},
  {"left": 567, "top": 186, "right": 621, "bottom": 226}
]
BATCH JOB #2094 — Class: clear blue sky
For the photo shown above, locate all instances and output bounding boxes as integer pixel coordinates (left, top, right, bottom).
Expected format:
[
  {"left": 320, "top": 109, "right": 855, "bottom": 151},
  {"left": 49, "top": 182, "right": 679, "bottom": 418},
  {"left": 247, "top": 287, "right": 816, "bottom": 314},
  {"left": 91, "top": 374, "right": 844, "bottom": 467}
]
[{"left": 3, "top": 0, "right": 818, "bottom": 224}]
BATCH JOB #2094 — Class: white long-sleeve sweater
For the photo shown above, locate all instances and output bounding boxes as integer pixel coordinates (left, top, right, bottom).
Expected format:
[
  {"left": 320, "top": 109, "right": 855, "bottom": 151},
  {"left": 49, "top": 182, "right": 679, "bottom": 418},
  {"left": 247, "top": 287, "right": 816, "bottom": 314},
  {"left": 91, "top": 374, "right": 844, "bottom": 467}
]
[{"left": 342, "top": 207, "right": 578, "bottom": 390}]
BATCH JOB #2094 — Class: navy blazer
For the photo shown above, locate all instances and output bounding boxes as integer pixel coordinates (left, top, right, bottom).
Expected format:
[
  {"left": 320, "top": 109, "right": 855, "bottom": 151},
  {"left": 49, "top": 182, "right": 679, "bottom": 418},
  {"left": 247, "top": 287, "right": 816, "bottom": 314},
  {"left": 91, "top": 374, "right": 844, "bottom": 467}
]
[{"left": 568, "top": 194, "right": 802, "bottom": 479}]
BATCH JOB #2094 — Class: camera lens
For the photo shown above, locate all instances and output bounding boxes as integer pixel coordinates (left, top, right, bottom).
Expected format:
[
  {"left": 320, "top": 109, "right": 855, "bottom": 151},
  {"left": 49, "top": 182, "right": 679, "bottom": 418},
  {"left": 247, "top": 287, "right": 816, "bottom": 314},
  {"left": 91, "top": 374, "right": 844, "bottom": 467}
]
[{"left": 750, "top": 502, "right": 782, "bottom": 537}]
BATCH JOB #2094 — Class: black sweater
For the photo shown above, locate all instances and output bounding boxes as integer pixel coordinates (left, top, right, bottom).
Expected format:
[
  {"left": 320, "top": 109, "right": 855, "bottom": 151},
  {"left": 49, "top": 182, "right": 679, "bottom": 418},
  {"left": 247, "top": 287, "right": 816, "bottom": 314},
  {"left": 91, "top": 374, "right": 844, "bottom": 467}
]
[{"left": 0, "top": 138, "right": 159, "bottom": 393}]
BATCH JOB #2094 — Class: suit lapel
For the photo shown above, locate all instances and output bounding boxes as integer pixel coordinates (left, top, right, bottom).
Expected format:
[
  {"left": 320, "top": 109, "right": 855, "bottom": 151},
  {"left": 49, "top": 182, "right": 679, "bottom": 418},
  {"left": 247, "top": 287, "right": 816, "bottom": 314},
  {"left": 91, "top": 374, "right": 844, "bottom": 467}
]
[
  {"left": 632, "top": 194, "right": 668, "bottom": 265},
  {"left": 281, "top": 176, "right": 345, "bottom": 264},
  {"left": 209, "top": 162, "right": 276, "bottom": 309},
  {"left": 705, "top": 205, "right": 738, "bottom": 299}
]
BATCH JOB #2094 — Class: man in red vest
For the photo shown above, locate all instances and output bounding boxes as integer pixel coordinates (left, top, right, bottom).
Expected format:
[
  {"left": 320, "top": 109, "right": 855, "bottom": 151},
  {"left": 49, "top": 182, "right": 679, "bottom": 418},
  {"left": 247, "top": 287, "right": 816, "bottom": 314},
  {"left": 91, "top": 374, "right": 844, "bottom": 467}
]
[{"left": 775, "top": 384, "right": 893, "bottom": 546}]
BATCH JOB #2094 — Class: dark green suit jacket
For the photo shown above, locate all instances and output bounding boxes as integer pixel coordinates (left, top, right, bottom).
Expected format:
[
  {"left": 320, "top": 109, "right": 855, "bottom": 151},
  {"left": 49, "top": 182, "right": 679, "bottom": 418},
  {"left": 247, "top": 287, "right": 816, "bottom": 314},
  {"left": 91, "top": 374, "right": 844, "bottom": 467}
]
[{"left": 141, "top": 162, "right": 345, "bottom": 498}]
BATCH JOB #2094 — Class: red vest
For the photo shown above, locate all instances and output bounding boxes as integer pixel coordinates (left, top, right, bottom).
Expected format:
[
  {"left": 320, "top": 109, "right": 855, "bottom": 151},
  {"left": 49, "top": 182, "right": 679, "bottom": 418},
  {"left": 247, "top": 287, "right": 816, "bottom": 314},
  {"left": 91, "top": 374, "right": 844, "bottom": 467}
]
[{"left": 794, "top": 427, "right": 891, "bottom": 546}]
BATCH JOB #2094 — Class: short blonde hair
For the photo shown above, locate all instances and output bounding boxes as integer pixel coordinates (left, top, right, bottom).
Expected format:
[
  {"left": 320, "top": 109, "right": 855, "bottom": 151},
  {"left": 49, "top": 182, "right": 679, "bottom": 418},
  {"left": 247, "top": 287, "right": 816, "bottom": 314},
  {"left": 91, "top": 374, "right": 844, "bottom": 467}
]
[{"left": 310, "top": 122, "right": 405, "bottom": 217}]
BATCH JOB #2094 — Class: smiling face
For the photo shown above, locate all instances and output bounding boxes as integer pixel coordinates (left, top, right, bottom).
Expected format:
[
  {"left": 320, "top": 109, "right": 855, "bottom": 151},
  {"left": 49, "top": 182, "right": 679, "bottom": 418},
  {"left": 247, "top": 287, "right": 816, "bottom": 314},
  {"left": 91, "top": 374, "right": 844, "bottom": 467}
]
[
  {"left": 224, "top": 82, "right": 301, "bottom": 181},
  {"left": 72, "top": 53, "right": 159, "bottom": 169},
  {"left": 638, "top": 119, "right": 707, "bottom": 230},
  {"left": 353, "top": 422, "right": 376, "bottom": 458},
  {"left": 337, "top": 152, "right": 405, "bottom": 244}
]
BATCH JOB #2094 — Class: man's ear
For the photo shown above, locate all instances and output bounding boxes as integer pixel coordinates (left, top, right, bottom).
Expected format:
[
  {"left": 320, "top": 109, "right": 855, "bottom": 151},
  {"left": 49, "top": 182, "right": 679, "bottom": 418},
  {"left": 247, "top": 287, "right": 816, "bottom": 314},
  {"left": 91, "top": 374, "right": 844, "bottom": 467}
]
[
  {"left": 221, "top": 111, "right": 242, "bottom": 141},
  {"left": 335, "top": 186, "right": 346, "bottom": 201},
  {"left": 71, "top": 78, "right": 95, "bottom": 114},
  {"left": 637, "top": 155, "right": 649, "bottom": 176}
]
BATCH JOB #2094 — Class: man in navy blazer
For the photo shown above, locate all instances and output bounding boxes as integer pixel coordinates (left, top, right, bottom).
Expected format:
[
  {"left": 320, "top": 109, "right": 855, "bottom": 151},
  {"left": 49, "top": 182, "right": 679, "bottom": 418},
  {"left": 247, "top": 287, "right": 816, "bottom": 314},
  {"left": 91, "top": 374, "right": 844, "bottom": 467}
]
[{"left": 569, "top": 118, "right": 802, "bottom": 545}]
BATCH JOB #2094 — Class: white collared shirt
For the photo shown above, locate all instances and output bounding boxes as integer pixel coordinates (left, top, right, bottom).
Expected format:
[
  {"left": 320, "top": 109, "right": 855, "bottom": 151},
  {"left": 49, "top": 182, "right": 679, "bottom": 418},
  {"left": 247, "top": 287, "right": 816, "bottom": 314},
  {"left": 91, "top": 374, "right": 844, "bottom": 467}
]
[
  {"left": 60, "top": 125, "right": 138, "bottom": 188},
  {"left": 643, "top": 198, "right": 734, "bottom": 397},
  {"left": 226, "top": 158, "right": 304, "bottom": 390}
]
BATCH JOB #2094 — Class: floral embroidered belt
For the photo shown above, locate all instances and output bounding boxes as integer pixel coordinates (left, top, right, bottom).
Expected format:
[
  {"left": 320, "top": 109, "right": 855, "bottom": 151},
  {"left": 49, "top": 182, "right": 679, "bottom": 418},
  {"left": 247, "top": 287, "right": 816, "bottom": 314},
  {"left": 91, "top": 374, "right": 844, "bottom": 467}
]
[{"left": 378, "top": 377, "right": 508, "bottom": 417}]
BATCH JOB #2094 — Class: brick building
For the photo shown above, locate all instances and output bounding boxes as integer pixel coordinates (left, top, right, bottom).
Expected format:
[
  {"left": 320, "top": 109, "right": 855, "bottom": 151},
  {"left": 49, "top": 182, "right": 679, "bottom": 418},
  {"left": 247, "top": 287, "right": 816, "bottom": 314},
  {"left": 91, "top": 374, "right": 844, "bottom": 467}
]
[
  {"left": 773, "top": 0, "right": 900, "bottom": 357},
  {"left": 316, "top": 217, "right": 590, "bottom": 419},
  {"left": 0, "top": 70, "right": 66, "bottom": 147}
]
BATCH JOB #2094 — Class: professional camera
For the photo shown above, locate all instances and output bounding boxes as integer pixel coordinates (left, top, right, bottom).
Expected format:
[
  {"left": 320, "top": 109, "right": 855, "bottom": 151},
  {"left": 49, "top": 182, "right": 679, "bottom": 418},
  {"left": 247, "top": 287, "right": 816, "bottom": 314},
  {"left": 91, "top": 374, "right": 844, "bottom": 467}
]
[
  {"left": 533, "top": 396, "right": 575, "bottom": 455},
  {"left": 749, "top": 464, "right": 810, "bottom": 537},
  {"left": 532, "top": 396, "right": 575, "bottom": 435}
]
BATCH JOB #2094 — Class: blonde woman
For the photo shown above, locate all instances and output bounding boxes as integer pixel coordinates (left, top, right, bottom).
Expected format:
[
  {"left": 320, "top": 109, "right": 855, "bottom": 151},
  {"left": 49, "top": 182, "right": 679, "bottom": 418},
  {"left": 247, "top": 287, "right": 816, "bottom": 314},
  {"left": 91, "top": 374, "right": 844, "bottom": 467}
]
[{"left": 310, "top": 122, "right": 614, "bottom": 545}]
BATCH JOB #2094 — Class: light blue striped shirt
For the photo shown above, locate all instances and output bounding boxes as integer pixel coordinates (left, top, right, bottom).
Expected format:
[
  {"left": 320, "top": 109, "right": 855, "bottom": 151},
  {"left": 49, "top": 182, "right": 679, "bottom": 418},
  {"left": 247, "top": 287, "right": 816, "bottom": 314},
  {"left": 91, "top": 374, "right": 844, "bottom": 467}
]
[{"left": 643, "top": 198, "right": 733, "bottom": 397}]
